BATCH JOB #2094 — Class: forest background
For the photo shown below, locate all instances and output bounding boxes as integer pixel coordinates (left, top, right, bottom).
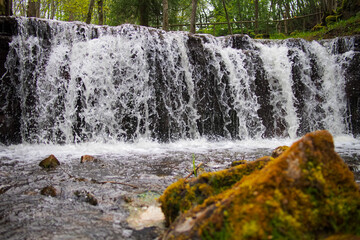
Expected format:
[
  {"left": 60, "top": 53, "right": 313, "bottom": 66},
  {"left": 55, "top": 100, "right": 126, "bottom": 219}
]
[{"left": 3, "top": 0, "right": 360, "bottom": 38}]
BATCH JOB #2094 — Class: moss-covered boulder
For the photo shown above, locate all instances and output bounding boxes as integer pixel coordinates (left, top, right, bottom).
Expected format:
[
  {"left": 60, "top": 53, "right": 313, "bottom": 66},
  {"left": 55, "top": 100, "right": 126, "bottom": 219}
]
[
  {"left": 161, "top": 130, "right": 360, "bottom": 239},
  {"left": 39, "top": 154, "right": 60, "bottom": 169},
  {"left": 159, "top": 156, "right": 272, "bottom": 226}
]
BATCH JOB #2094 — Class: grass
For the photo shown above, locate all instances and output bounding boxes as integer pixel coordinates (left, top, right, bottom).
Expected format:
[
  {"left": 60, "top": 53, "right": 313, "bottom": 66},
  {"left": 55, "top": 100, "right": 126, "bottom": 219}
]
[
  {"left": 192, "top": 153, "right": 197, "bottom": 177},
  {"left": 269, "top": 12, "right": 360, "bottom": 40}
]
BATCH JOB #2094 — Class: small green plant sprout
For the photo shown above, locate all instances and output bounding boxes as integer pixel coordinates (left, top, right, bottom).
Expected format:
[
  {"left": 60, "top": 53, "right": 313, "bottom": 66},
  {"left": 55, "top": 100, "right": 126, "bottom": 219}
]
[
  {"left": 184, "top": 155, "right": 204, "bottom": 180},
  {"left": 193, "top": 153, "right": 197, "bottom": 177}
]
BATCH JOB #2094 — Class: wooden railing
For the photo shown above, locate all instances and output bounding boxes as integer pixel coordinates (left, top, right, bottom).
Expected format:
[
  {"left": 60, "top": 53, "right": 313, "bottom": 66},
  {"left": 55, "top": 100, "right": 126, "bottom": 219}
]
[{"left": 154, "top": 12, "right": 323, "bottom": 35}]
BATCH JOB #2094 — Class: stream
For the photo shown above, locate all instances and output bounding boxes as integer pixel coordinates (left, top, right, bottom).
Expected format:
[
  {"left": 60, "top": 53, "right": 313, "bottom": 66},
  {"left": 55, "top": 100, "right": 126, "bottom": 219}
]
[{"left": 1, "top": 137, "right": 359, "bottom": 240}]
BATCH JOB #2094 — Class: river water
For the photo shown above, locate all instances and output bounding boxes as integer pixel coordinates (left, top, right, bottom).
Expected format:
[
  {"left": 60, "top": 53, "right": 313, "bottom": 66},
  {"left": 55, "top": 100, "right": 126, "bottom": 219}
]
[
  {"left": 1, "top": 17, "right": 359, "bottom": 239},
  {"left": 0, "top": 136, "right": 359, "bottom": 239}
]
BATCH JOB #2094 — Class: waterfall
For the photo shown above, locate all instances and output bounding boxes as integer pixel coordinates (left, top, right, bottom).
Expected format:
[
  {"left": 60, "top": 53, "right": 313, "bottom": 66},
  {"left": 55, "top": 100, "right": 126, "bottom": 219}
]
[{"left": 0, "top": 17, "right": 358, "bottom": 144}]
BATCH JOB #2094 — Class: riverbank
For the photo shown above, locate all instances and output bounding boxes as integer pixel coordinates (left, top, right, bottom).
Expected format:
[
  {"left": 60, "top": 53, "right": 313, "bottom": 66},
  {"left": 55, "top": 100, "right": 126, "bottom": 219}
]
[{"left": 270, "top": 12, "right": 360, "bottom": 40}]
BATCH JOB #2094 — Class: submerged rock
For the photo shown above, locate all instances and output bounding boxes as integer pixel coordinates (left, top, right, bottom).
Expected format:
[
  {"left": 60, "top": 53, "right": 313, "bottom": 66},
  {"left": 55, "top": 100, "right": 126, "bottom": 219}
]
[
  {"left": 160, "top": 130, "right": 360, "bottom": 239},
  {"left": 127, "top": 191, "right": 165, "bottom": 230},
  {"left": 40, "top": 186, "right": 57, "bottom": 197},
  {"left": 80, "top": 155, "right": 97, "bottom": 163},
  {"left": 74, "top": 190, "right": 98, "bottom": 206},
  {"left": 39, "top": 154, "right": 60, "bottom": 169}
]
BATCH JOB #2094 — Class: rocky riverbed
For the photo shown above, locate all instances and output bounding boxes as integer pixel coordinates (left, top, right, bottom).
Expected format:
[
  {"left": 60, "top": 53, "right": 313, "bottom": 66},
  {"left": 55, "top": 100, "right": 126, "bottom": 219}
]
[{"left": 0, "top": 137, "right": 359, "bottom": 239}]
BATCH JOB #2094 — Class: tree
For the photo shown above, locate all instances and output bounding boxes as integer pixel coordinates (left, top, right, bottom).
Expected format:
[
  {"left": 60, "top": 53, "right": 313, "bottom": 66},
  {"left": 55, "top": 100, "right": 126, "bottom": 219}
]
[
  {"left": 222, "top": 0, "right": 232, "bottom": 34},
  {"left": 27, "top": 0, "right": 40, "bottom": 17},
  {"left": 138, "top": 0, "right": 149, "bottom": 26},
  {"left": 163, "top": 0, "right": 169, "bottom": 30},
  {"left": 97, "top": 0, "right": 103, "bottom": 25},
  {"left": 0, "top": 0, "right": 12, "bottom": 15},
  {"left": 86, "top": 0, "right": 95, "bottom": 23},
  {"left": 190, "top": 0, "right": 197, "bottom": 33},
  {"left": 254, "top": 0, "right": 258, "bottom": 33}
]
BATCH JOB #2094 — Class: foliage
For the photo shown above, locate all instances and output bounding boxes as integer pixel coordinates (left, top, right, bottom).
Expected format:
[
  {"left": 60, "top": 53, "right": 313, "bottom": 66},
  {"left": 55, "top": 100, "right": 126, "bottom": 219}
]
[
  {"left": 270, "top": 12, "right": 360, "bottom": 40},
  {"left": 9, "top": 0, "right": 360, "bottom": 36}
]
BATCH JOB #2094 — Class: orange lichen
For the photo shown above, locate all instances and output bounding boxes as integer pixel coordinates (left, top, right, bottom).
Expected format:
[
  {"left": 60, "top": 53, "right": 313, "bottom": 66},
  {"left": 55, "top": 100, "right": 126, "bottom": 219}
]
[
  {"left": 158, "top": 157, "right": 272, "bottom": 226},
  {"left": 161, "top": 130, "right": 360, "bottom": 240}
]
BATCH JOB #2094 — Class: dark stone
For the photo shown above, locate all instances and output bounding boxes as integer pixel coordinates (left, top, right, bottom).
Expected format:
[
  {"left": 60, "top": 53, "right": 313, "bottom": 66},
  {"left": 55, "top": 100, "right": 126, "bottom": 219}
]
[
  {"left": 74, "top": 190, "right": 98, "bottom": 206},
  {"left": 132, "top": 226, "right": 160, "bottom": 240},
  {"left": 343, "top": 36, "right": 360, "bottom": 137},
  {"left": 40, "top": 186, "right": 57, "bottom": 197}
]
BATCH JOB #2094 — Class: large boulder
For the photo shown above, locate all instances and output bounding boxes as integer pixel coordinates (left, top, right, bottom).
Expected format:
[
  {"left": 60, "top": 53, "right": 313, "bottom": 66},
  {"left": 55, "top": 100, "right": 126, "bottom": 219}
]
[
  {"left": 160, "top": 130, "right": 360, "bottom": 239},
  {"left": 159, "top": 156, "right": 272, "bottom": 227}
]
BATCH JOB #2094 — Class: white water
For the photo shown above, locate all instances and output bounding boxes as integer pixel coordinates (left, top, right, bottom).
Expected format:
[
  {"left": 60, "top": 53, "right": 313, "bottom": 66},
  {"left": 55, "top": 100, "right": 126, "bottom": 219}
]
[
  {"left": 1, "top": 136, "right": 359, "bottom": 164},
  {"left": 1, "top": 17, "right": 356, "bottom": 145}
]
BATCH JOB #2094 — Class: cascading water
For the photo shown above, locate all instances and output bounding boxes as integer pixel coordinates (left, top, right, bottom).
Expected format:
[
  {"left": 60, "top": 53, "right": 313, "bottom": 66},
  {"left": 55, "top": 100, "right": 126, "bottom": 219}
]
[
  {"left": 0, "top": 17, "right": 358, "bottom": 144},
  {"left": 0, "top": 17, "right": 360, "bottom": 240}
]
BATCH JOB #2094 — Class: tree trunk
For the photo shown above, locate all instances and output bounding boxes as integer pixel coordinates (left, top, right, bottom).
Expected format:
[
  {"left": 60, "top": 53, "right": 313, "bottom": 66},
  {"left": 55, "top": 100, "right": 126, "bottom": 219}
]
[
  {"left": 86, "top": 0, "right": 95, "bottom": 24},
  {"left": 139, "top": 0, "right": 149, "bottom": 26},
  {"left": 97, "top": 0, "right": 103, "bottom": 25},
  {"left": 190, "top": 0, "right": 198, "bottom": 34},
  {"left": 0, "top": 0, "right": 6, "bottom": 15},
  {"left": 254, "top": 0, "right": 259, "bottom": 34},
  {"left": 222, "top": 0, "right": 232, "bottom": 35},
  {"left": 1, "top": 0, "right": 12, "bottom": 16},
  {"left": 283, "top": 3, "right": 290, "bottom": 34},
  {"left": 50, "top": 0, "right": 56, "bottom": 19},
  {"left": 27, "top": 0, "right": 40, "bottom": 17},
  {"left": 162, "top": 0, "right": 169, "bottom": 31}
]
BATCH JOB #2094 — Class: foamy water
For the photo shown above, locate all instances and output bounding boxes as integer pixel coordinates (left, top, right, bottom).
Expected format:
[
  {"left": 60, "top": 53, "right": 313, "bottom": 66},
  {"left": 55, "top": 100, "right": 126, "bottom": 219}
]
[{"left": 1, "top": 135, "right": 359, "bottom": 163}]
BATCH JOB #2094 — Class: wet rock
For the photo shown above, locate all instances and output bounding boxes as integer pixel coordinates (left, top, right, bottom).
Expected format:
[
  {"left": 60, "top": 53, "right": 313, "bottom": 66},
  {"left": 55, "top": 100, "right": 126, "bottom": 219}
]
[
  {"left": 74, "top": 190, "right": 98, "bottom": 206},
  {"left": 132, "top": 226, "right": 161, "bottom": 240},
  {"left": 0, "top": 184, "right": 11, "bottom": 194},
  {"left": 80, "top": 155, "right": 97, "bottom": 163},
  {"left": 40, "top": 186, "right": 57, "bottom": 197},
  {"left": 127, "top": 191, "right": 165, "bottom": 230},
  {"left": 161, "top": 130, "right": 360, "bottom": 239},
  {"left": 159, "top": 156, "right": 272, "bottom": 226},
  {"left": 39, "top": 154, "right": 60, "bottom": 169},
  {"left": 128, "top": 205, "right": 165, "bottom": 230},
  {"left": 271, "top": 145, "right": 289, "bottom": 158}
]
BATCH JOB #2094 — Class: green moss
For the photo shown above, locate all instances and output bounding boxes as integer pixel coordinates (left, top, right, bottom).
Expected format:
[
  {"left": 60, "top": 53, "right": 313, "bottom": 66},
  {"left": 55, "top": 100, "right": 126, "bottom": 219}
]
[
  {"left": 271, "top": 12, "right": 360, "bottom": 40},
  {"left": 161, "top": 130, "right": 360, "bottom": 240},
  {"left": 254, "top": 34, "right": 264, "bottom": 39},
  {"left": 230, "top": 159, "right": 248, "bottom": 167},
  {"left": 159, "top": 157, "right": 272, "bottom": 226},
  {"left": 326, "top": 15, "right": 341, "bottom": 25}
]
